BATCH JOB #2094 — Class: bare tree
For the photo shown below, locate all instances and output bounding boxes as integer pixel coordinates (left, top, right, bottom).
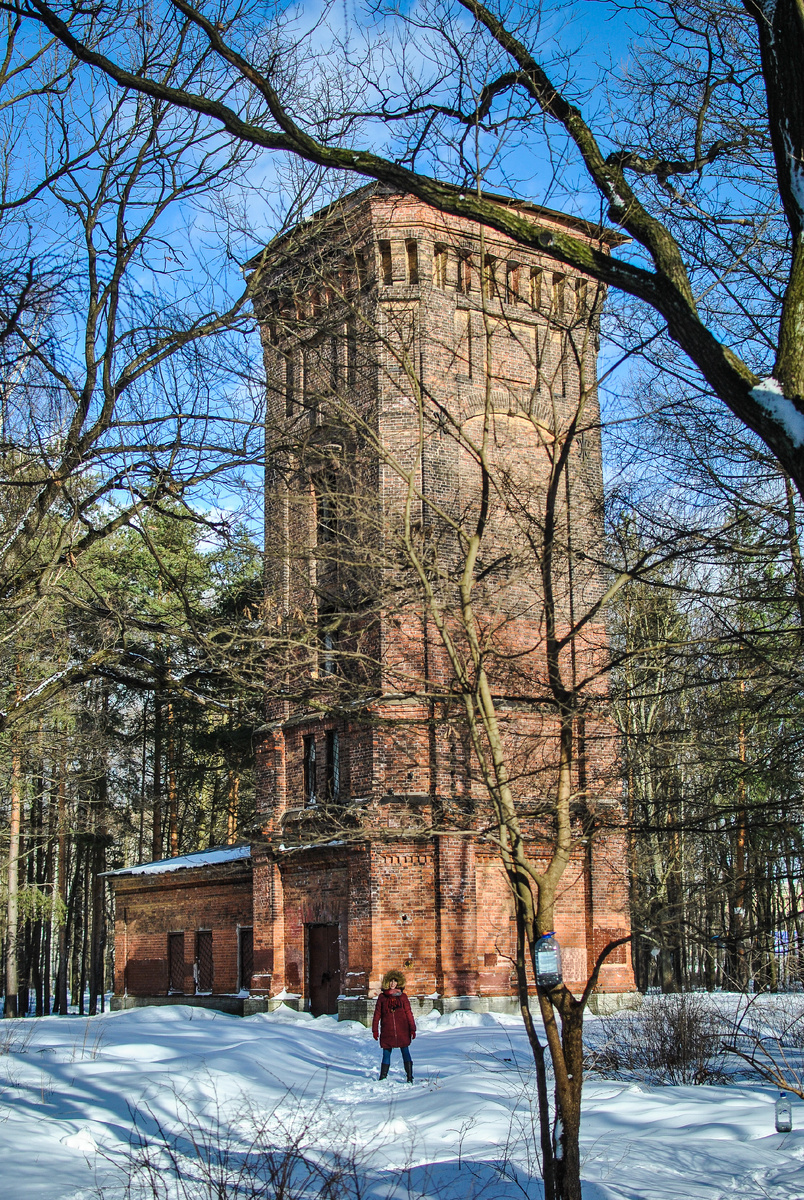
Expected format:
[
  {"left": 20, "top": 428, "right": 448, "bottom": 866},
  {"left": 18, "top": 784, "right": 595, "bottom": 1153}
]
[{"left": 9, "top": 0, "right": 804, "bottom": 495}]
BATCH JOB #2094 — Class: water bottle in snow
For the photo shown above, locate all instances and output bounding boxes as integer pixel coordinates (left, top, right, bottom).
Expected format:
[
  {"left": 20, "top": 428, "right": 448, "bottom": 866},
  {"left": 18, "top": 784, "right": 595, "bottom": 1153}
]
[
  {"left": 775, "top": 1092, "right": 792, "bottom": 1133},
  {"left": 535, "top": 932, "right": 563, "bottom": 990}
]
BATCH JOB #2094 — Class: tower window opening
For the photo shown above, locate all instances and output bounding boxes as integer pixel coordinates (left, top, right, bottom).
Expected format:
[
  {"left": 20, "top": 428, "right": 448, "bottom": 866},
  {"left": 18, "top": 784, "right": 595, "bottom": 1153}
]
[
  {"left": 457, "top": 254, "right": 472, "bottom": 294},
  {"left": 552, "top": 273, "right": 566, "bottom": 317},
  {"left": 506, "top": 264, "right": 521, "bottom": 305},
  {"left": 325, "top": 729, "right": 341, "bottom": 801},
  {"left": 530, "top": 268, "right": 543, "bottom": 310},
  {"left": 346, "top": 322, "right": 357, "bottom": 385},
  {"left": 406, "top": 239, "right": 419, "bottom": 285},
  {"left": 379, "top": 240, "right": 393, "bottom": 285},
  {"left": 433, "top": 243, "right": 448, "bottom": 288},
  {"left": 303, "top": 734, "right": 317, "bottom": 805},
  {"left": 330, "top": 336, "right": 340, "bottom": 390},
  {"left": 316, "top": 479, "right": 337, "bottom": 544},
  {"left": 483, "top": 254, "right": 498, "bottom": 299},
  {"left": 285, "top": 354, "right": 295, "bottom": 417}
]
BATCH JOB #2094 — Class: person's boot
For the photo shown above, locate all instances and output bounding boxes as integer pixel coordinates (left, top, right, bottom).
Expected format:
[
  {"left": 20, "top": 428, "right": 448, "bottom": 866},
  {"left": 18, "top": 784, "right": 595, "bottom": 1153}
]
[
  {"left": 404, "top": 1060, "right": 414, "bottom": 1083},
  {"left": 379, "top": 1062, "right": 389, "bottom": 1080}
]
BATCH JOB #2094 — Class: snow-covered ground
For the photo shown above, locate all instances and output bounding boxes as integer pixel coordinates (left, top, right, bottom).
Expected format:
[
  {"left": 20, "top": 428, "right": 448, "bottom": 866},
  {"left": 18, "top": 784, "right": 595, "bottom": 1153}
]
[{"left": 2, "top": 1003, "right": 803, "bottom": 1199}]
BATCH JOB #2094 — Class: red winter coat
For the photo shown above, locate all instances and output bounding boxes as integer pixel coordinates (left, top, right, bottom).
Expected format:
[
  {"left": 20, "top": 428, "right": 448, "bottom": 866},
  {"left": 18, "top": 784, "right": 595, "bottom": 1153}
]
[{"left": 372, "top": 988, "right": 416, "bottom": 1049}]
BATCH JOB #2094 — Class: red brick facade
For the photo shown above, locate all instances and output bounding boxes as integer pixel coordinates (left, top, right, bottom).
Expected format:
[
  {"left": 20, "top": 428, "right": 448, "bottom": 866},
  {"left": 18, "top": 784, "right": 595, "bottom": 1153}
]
[{"left": 108, "top": 187, "right": 634, "bottom": 1016}]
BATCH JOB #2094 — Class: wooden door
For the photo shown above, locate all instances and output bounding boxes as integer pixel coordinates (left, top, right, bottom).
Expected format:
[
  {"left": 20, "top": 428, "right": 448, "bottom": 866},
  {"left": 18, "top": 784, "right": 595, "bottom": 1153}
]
[
  {"left": 167, "top": 932, "right": 184, "bottom": 994},
  {"left": 307, "top": 924, "right": 340, "bottom": 1016},
  {"left": 195, "top": 930, "right": 213, "bottom": 993}
]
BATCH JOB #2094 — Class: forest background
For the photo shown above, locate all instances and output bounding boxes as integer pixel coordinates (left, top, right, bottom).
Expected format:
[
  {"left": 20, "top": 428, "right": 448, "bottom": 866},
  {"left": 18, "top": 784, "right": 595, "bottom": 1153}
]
[{"left": 1, "top": 0, "right": 803, "bottom": 1024}]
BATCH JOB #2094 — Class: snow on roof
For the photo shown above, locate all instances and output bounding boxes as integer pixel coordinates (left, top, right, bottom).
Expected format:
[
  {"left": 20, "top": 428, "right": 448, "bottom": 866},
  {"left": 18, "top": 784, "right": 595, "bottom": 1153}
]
[{"left": 104, "top": 844, "right": 251, "bottom": 878}]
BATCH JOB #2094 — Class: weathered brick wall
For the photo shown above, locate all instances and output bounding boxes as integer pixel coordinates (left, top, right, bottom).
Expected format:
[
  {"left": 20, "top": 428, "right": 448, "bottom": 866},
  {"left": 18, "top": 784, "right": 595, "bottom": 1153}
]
[{"left": 111, "top": 864, "right": 252, "bottom": 996}]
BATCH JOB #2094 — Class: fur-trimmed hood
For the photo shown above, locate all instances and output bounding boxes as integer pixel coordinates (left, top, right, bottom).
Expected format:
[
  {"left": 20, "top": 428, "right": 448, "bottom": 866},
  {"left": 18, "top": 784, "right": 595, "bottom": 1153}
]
[{"left": 381, "top": 969, "right": 406, "bottom": 990}]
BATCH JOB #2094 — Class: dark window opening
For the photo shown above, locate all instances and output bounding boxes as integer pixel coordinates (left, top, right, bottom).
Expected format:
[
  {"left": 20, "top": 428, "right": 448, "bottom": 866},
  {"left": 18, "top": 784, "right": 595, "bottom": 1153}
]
[
  {"left": 316, "top": 479, "right": 337, "bottom": 544},
  {"left": 285, "top": 355, "right": 295, "bottom": 417},
  {"left": 238, "top": 927, "right": 254, "bottom": 993},
  {"left": 346, "top": 322, "right": 357, "bottom": 385},
  {"left": 167, "top": 932, "right": 184, "bottom": 994},
  {"left": 457, "top": 255, "right": 472, "bottom": 294},
  {"left": 355, "top": 250, "right": 368, "bottom": 290},
  {"left": 195, "top": 929, "right": 213, "bottom": 994},
  {"left": 330, "top": 336, "right": 340, "bottom": 390},
  {"left": 303, "top": 734, "right": 317, "bottom": 805},
  {"left": 319, "top": 613, "right": 338, "bottom": 676},
  {"left": 379, "top": 240, "right": 393, "bottom": 285},
  {"left": 325, "top": 729, "right": 341, "bottom": 801},
  {"left": 406, "top": 240, "right": 419, "bottom": 285}
]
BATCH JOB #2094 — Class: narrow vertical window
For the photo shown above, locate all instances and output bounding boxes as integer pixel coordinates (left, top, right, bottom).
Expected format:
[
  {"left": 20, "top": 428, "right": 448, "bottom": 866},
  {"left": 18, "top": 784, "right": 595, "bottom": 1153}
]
[
  {"left": 483, "top": 254, "right": 497, "bottom": 298},
  {"left": 195, "top": 930, "right": 213, "bottom": 994},
  {"left": 575, "top": 278, "right": 588, "bottom": 315},
  {"left": 346, "top": 322, "right": 357, "bottom": 385},
  {"left": 238, "top": 927, "right": 253, "bottom": 993},
  {"left": 325, "top": 730, "right": 340, "bottom": 801},
  {"left": 433, "top": 243, "right": 448, "bottom": 288},
  {"left": 356, "top": 250, "right": 368, "bottom": 290},
  {"left": 506, "top": 264, "right": 520, "bottom": 304},
  {"left": 457, "top": 254, "right": 472, "bottom": 294},
  {"left": 317, "top": 477, "right": 337, "bottom": 543},
  {"left": 552, "top": 273, "right": 566, "bottom": 317},
  {"left": 379, "top": 240, "right": 393, "bottom": 285},
  {"left": 303, "top": 735, "right": 317, "bottom": 805},
  {"left": 455, "top": 310, "right": 472, "bottom": 378},
  {"left": 406, "top": 239, "right": 419, "bottom": 285},
  {"left": 322, "top": 629, "right": 336, "bottom": 675},
  {"left": 330, "top": 335, "right": 340, "bottom": 390},
  {"left": 285, "top": 354, "right": 295, "bottom": 416},
  {"left": 530, "top": 268, "right": 543, "bottom": 311}
]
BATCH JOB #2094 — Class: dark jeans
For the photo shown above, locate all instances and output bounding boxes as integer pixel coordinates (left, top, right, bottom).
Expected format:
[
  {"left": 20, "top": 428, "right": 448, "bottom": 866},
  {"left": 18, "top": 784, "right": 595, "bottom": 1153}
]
[{"left": 381, "top": 1045, "right": 412, "bottom": 1066}]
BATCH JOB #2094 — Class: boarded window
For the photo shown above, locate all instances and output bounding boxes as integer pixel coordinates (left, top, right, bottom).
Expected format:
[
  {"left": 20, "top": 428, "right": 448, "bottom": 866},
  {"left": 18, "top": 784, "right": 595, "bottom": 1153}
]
[
  {"left": 195, "top": 930, "right": 213, "bottom": 993},
  {"left": 238, "top": 927, "right": 254, "bottom": 992},
  {"left": 167, "top": 932, "right": 184, "bottom": 994}
]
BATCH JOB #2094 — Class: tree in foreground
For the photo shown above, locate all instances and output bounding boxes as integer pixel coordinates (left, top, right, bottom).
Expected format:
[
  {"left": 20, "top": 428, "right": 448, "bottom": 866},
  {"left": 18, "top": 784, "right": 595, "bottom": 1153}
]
[{"left": 11, "top": 0, "right": 804, "bottom": 495}]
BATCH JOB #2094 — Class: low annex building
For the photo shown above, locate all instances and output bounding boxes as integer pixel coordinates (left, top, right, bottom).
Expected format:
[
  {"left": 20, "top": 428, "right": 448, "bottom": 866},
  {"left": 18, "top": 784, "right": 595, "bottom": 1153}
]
[{"left": 108, "top": 187, "right": 635, "bottom": 1020}]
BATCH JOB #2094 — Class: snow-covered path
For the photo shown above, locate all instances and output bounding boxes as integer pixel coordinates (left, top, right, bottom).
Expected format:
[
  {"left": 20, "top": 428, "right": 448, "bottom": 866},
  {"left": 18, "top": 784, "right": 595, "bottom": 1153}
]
[{"left": 1, "top": 1004, "right": 802, "bottom": 1199}]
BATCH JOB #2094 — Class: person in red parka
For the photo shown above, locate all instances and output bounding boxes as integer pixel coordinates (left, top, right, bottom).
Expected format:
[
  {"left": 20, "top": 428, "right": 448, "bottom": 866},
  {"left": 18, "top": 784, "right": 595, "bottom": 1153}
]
[{"left": 372, "top": 969, "right": 416, "bottom": 1082}]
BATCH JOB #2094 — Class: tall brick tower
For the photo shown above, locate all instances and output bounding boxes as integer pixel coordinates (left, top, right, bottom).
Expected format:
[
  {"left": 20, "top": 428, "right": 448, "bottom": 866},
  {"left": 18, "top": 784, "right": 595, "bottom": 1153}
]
[{"left": 249, "top": 185, "right": 634, "bottom": 1018}]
